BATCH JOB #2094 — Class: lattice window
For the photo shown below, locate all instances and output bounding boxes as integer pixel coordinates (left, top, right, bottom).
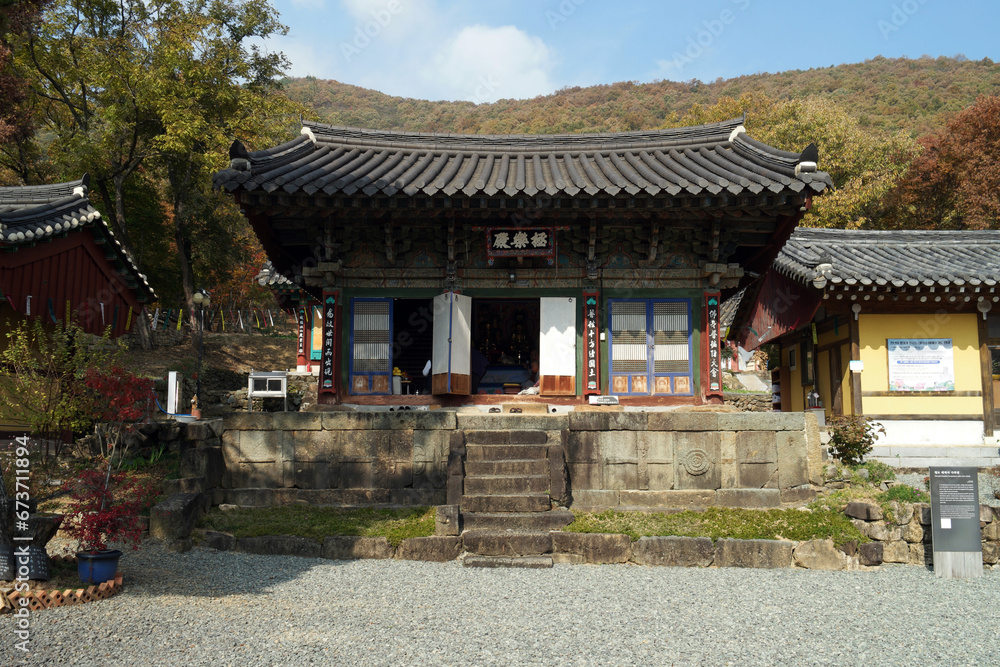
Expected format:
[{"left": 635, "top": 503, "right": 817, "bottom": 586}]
[
  {"left": 652, "top": 301, "right": 689, "bottom": 373},
  {"left": 350, "top": 299, "right": 391, "bottom": 393},
  {"left": 610, "top": 301, "right": 647, "bottom": 373}
]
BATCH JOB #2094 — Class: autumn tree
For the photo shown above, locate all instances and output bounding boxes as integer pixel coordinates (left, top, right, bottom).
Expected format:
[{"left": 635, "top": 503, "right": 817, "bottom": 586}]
[
  {"left": 674, "top": 93, "right": 919, "bottom": 229},
  {"left": 8, "top": 0, "right": 301, "bottom": 327},
  {"left": 883, "top": 95, "right": 1000, "bottom": 230}
]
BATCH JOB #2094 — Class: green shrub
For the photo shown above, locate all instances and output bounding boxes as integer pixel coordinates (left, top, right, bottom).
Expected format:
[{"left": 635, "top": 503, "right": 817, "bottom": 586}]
[
  {"left": 828, "top": 415, "right": 885, "bottom": 466},
  {"left": 851, "top": 460, "right": 896, "bottom": 486},
  {"left": 879, "top": 484, "right": 929, "bottom": 504}
]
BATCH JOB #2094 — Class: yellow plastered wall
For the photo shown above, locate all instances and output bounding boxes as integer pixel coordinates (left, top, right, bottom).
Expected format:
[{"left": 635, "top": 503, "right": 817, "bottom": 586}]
[
  {"left": 782, "top": 342, "right": 805, "bottom": 412},
  {"left": 859, "top": 313, "right": 982, "bottom": 415}
]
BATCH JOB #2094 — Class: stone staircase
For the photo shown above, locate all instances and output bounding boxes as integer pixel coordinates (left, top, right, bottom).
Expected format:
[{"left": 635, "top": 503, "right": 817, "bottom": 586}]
[{"left": 457, "top": 424, "right": 573, "bottom": 568}]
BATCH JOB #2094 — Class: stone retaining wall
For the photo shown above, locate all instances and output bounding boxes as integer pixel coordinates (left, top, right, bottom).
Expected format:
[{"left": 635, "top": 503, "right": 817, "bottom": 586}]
[
  {"left": 843, "top": 500, "right": 1000, "bottom": 568},
  {"left": 218, "top": 410, "right": 822, "bottom": 510},
  {"left": 221, "top": 411, "right": 453, "bottom": 506},
  {"left": 564, "top": 411, "right": 822, "bottom": 509},
  {"left": 723, "top": 393, "right": 771, "bottom": 412}
]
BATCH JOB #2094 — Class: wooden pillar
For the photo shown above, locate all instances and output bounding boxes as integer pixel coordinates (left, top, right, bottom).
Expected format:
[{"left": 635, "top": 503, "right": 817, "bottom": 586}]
[
  {"left": 296, "top": 302, "right": 307, "bottom": 372},
  {"left": 979, "top": 317, "right": 995, "bottom": 437},
  {"left": 830, "top": 344, "right": 844, "bottom": 416},
  {"left": 850, "top": 315, "right": 863, "bottom": 416}
]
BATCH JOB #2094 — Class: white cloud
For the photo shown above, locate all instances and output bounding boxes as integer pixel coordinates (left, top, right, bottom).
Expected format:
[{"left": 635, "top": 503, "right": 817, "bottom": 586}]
[{"left": 427, "top": 25, "right": 555, "bottom": 103}]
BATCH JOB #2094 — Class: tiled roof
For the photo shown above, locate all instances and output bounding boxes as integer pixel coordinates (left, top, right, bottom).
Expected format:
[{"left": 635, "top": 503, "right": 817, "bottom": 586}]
[
  {"left": 256, "top": 260, "right": 298, "bottom": 289},
  {"left": 213, "top": 117, "right": 832, "bottom": 200},
  {"left": 0, "top": 175, "right": 156, "bottom": 298},
  {"left": 0, "top": 177, "right": 99, "bottom": 243},
  {"left": 775, "top": 227, "right": 1000, "bottom": 289}
]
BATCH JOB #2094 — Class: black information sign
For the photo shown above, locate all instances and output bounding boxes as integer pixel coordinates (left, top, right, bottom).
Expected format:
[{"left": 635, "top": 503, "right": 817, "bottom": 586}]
[
  {"left": 929, "top": 466, "right": 982, "bottom": 553},
  {"left": 583, "top": 292, "right": 599, "bottom": 395},
  {"left": 319, "top": 293, "right": 337, "bottom": 393}
]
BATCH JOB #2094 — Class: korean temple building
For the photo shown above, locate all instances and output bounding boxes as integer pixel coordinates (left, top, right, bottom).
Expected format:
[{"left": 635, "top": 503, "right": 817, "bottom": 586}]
[{"left": 214, "top": 117, "right": 832, "bottom": 406}]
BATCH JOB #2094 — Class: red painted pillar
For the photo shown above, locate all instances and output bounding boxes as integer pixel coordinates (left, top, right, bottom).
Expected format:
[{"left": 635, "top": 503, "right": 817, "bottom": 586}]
[
  {"left": 296, "top": 304, "right": 307, "bottom": 372},
  {"left": 703, "top": 293, "right": 723, "bottom": 403}
]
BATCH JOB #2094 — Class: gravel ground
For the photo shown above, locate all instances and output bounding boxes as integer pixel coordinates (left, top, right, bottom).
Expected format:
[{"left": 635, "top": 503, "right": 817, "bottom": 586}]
[
  {"left": 2, "top": 542, "right": 999, "bottom": 666},
  {"left": 896, "top": 472, "right": 1000, "bottom": 506}
]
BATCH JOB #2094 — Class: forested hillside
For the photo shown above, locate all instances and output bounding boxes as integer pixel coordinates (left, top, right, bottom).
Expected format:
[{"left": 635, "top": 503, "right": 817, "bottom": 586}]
[{"left": 284, "top": 56, "right": 1000, "bottom": 136}]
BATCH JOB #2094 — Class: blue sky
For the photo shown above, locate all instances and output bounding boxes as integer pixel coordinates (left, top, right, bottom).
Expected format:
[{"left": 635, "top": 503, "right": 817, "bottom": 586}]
[{"left": 265, "top": 0, "right": 1000, "bottom": 103}]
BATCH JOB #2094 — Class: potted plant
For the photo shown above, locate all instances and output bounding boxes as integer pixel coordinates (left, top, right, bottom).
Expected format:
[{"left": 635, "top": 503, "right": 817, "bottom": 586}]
[{"left": 62, "top": 464, "right": 158, "bottom": 584}]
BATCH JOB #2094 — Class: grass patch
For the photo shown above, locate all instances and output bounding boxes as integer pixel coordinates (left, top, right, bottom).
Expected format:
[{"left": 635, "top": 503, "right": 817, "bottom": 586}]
[
  {"left": 198, "top": 505, "right": 436, "bottom": 548},
  {"left": 565, "top": 506, "right": 866, "bottom": 548},
  {"left": 878, "top": 484, "right": 930, "bottom": 505}
]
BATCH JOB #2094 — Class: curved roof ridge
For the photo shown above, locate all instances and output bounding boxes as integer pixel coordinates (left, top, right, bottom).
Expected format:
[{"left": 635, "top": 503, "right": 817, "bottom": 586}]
[{"left": 302, "top": 116, "right": 747, "bottom": 152}]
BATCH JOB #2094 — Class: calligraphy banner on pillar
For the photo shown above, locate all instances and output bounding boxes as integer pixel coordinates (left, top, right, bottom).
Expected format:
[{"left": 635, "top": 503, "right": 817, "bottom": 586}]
[
  {"left": 296, "top": 307, "right": 307, "bottom": 371},
  {"left": 583, "top": 292, "right": 600, "bottom": 395},
  {"left": 319, "top": 291, "right": 340, "bottom": 395},
  {"left": 704, "top": 293, "right": 723, "bottom": 398}
]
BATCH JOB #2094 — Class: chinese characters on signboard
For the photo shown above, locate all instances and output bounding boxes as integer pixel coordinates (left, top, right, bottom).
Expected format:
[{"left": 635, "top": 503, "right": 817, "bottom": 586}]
[
  {"left": 705, "top": 294, "right": 722, "bottom": 397},
  {"left": 296, "top": 307, "right": 307, "bottom": 362},
  {"left": 484, "top": 227, "right": 555, "bottom": 265},
  {"left": 584, "top": 292, "right": 600, "bottom": 395},
  {"left": 319, "top": 293, "right": 338, "bottom": 393},
  {"left": 887, "top": 338, "right": 955, "bottom": 391}
]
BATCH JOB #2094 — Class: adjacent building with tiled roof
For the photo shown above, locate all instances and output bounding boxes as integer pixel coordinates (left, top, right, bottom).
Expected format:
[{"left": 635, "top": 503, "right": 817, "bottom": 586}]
[
  {"left": 733, "top": 227, "right": 1000, "bottom": 467},
  {"left": 216, "top": 117, "right": 830, "bottom": 404},
  {"left": 0, "top": 175, "right": 155, "bottom": 338}
]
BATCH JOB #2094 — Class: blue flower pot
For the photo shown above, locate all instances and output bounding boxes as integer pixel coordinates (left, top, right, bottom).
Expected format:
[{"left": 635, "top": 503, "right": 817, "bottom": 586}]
[{"left": 76, "top": 550, "right": 122, "bottom": 584}]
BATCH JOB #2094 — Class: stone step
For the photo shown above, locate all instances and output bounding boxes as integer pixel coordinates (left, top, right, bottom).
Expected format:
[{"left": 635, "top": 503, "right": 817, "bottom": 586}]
[
  {"left": 874, "top": 456, "right": 1000, "bottom": 469},
  {"left": 465, "top": 430, "right": 549, "bottom": 445},
  {"left": 465, "top": 459, "right": 549, "bottom": 476},
  {"left": 461, "top": 509, "right": 575, "bottom": 532},
  {"left": 466, "top": 444, "right": 548, "bottom": 462},
  {"left": 872, "top": 445, "right": 1000, "bottom": 458},
  {"left": 462, "top": 530, "right": 552, "bottom": 556},
  {"left": 461, "top": 493, "right": 551, "bottom": 513},
  {"left": 464, "top": 474, "right": 549, "bottom": 495},
  {"left": 462, "top": 555, "right": 553, "bottom": 569}
]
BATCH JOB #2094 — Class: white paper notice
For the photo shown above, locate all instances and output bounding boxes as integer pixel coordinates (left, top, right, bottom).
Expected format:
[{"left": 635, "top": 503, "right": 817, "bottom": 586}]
[{"left": 941, "top": 517, "right": 952, "bottom": 529}]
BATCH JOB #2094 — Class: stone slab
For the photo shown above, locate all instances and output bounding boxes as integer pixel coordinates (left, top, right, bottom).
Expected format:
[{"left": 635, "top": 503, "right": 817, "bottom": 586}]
[
  {"left": 202, "top": 531, "right": 236, "bottom": 551},
  {"left": 237, "top": 535, "right": 321, "bottom": 558},
  {"left": 461, "top": 493, "right": 550, "bottom": 513},
  {"left": 780, "top": 487, "right": 817, "bottom": 504},
  {"left": 632, "top": 536, "right": 714, "bottom": 567},
  {"left": 457, "top": 414, "right": 568, "bottom": 431},
  {"left": 462, "top": 530, "right": 552, "bottom": 556},
  {"left": 224, "top": 413, "right": 274, "bottom": 431},
  {"left": 462, "top": 555, "right": 552, "bottom": 568},
  {"left": 390, "top": 489, "right": 446, "bottom": 506},
  {"left": 149, "top": 492, "right": 205, "bottom": 540},
  {"left": 273, "top": 412, "right": 323, "bottom": 431},
  {"left": 568, "top": 412, "right": 648, "bottom": 431},
  {"left": 716, "top": 489, "right": 781, "bottom": 509},
  {"left": 858, "top": 541, "right": 884, "bottom": 566},
  {"left": 321, "top": 536, "right": 393, "bottom": 560},
  {"left": 793, "top": 539, "right": 848, "bottom": 570},
  {"left": 551, "top": 532, "right": 631, "bottom": 564},
  {"left": 845, "top": 501, "right": 883, "bottom": 521},
  {"left": 371, "top": 410, "right": 456, "bottom": 430},
  {"left": 568, "top": 489, "right": 620, "bottom": 508},
  {"left": 618, "top": 490, "right": 714, "bottom": 507},
  {"left": 435, "top": 505, "right": 460, "bottom": 536},
  {"left": 322, "top": 412, "right": 375, "bottom": 430},
  {"left": 715, "top": 539, "right": 793, "bottom": 569},
  {"left": 396, "top": 536, "right": 462, "bottom": 562},
  {"left": 222, "top": 488, "right": 274, "bottom": 506},
  {"left": 717, "top": 412, "right": 807, "bottom": 432}
]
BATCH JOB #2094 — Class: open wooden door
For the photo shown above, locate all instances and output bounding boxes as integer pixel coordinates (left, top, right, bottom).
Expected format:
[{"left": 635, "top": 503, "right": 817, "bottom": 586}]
[
  {"left": 432, "top": 292, "right": 472, "bottom": 395},
  {"left": 540, "top": 297, "right": 577, "bottom": 395}
]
